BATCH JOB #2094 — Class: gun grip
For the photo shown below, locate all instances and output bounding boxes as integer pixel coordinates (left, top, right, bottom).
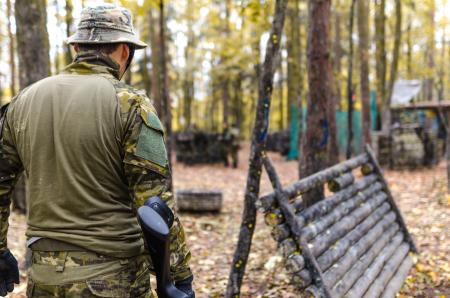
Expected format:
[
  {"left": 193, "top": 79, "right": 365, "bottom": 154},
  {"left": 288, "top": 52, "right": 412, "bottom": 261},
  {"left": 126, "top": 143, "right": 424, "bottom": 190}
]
[{"left": 138, "top": 206, "right": 188, "bottom": 298}]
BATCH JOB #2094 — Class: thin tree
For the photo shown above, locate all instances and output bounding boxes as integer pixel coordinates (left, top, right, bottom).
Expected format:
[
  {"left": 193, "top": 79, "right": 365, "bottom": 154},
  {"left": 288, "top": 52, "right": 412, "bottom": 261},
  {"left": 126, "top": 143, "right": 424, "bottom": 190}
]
[
  {"left": 300, "top": 0, "right": 334, "bottom": 206},
  {"left": 7, "top": 0, "right": 16, "bottom": 97},
  {"left": 183, "top": 0, "right": 196, "bottom": 128},
  {"left": 226, "top": 0, "right": 288, "bottom": 296},
  {"left": 65, "top": 0, "right": 74, "bottom": 65},
  {"left": 384, "top": 0, "right": 402, "bottom": 130},
  {"left": 14, "top": 0, "right": 51, "bottom": 212},
  {"left": 158, "top": 0, "right": 173, "bottom": 171},
  {"left": 149, "top": 6, "right": 162, "bottom": 116},
  {"left": 358, "top": 0, "right": 371, "bottom": 147},
  {"left": 286, "top": 0, "right": 303, "bottom": 155},
  {"left": 346, "top": 0, "right": 357, "bottom": 159},
  {"left": 423, "top": 0, "right": 435, "bottom": 101},
  {"left": 222, "top": 0, "right": 231, "bottom": 126},
  {"left": 375, "top": 0, "right": 386, "bottom": 130}
]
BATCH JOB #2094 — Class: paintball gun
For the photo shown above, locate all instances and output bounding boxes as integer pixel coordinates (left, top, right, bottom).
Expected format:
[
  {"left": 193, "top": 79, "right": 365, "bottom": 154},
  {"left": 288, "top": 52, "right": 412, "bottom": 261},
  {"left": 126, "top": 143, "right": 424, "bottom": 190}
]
[{"left": 138, "top": 197, "right": 188, "bottom": 298}]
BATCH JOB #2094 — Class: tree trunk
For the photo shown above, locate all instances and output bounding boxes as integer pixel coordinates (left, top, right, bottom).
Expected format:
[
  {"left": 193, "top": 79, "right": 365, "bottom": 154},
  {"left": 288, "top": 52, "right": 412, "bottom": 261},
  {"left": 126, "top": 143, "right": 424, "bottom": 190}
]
[
  {"left": 423, "top": 0, "right": 435, "bottom": 101},
  {"left": 222, "top": 0, "right": 231, "bottom": 126},
  {"left": 139, "top": 49, "right": 152, "bottom": 96},
  {"left": 158, "top": 1, "right": 173, "bottom": 172},
  {"left": 375, "top": 0, "right": 386, "bottom": 130},
  {"left": 346, "top": 0, "right": 356, "bottom": 158},
  {"left": 54, "top": 0, "right": 61, "bottom": 73},
  {"left": 65, "top": 0, "right": 74, "bottom": 65},
  {"left": 384, "top": 0, "right": 402, "bottom": 131},
  {"left": 277, "top": 53, "right": 284, "bottom": 130},
  {"left": 358, "top": 0, "right": 371, "bottom": 147},
  {"left": 149, "top": 7, "right": 162, "bottom": 116},
  {"left": 300, "top": 0, "right": 333, "bottom": 206},
  {"left": 406, "top": 17, "right": 413, "bottom": 80},
  {"left": 14, "top": 0, "right": 50, "bottom": 213},
  {"left": 333, "top": 6, "right": 343, "bottom": 111},
  {"left": 7, "top": 0, "right": 16, "bottom": 97},
  {"left": 286, "top": 0, "right": 305, "bottom": 161},
  {"left": 226, "top": 1, "right": 288, "bottom": 296}
]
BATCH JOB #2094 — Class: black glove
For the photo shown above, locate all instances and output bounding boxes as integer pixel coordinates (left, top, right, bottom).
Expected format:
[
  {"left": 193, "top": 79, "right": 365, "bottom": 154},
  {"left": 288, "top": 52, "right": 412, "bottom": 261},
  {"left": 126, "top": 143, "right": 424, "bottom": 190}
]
[
  {"left": 0, "top": 249, "right": 19, "bottom": 297},
  {"left": 175, "top": 275, "right": 195, "bottom": 298}
]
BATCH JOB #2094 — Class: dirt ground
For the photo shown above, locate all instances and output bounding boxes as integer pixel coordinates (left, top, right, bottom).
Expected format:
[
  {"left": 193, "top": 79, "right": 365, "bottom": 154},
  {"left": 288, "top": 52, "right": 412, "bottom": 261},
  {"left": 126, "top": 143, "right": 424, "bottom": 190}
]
[{"left": 6, "top": 143, "right": 450, "bottom": 297}]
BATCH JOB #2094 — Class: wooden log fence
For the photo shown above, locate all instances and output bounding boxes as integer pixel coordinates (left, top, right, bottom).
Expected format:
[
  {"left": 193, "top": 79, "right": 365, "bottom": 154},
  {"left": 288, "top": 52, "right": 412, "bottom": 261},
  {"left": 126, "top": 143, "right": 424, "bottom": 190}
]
[{"left": 258, "top": 146, "right": 417, "bottom": 297}]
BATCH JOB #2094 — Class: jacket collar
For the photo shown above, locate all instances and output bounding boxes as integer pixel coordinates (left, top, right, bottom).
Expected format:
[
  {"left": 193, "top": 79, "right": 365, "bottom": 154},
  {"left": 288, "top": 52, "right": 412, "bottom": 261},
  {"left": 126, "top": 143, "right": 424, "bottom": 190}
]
[{"left": 63, "top": 51, "right": 121, "bottom": 80}]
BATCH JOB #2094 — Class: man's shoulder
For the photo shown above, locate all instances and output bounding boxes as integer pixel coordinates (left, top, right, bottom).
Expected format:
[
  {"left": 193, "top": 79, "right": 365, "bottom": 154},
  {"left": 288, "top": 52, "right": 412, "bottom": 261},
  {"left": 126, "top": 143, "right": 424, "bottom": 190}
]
[{"left": 110, "top": 81, "right": 157, "bottom": 116}]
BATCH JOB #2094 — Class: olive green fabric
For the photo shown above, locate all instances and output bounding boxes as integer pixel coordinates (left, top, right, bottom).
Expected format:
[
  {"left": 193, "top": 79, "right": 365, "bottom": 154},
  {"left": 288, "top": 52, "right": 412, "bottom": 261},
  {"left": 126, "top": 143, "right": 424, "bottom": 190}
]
[
  {"left": 4, "top": 63, "right": 142, "bottom": 258},
  {"left": 0, "top": 52, "right": 192, "bottom": 281},
  {"left": 27, "top": 250, "right": 154, "bottom": 297}
]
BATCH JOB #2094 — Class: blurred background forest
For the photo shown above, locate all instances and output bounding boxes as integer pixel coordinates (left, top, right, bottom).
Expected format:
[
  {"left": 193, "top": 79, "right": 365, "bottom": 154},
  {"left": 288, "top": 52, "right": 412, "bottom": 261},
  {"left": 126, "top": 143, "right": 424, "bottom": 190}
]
[
  {"left": 0, "top": 0, "right": 449, "bottom": 144},
  {"left": 1, "top": 1, "right": 450, "bottom": 297}
]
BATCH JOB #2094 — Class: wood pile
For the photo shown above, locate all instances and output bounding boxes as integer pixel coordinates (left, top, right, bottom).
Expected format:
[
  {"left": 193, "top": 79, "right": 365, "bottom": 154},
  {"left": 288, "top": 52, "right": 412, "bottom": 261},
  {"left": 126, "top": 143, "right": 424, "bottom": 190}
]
[{"left": 257, "top": 147, "right": 417, "bottom": 297}]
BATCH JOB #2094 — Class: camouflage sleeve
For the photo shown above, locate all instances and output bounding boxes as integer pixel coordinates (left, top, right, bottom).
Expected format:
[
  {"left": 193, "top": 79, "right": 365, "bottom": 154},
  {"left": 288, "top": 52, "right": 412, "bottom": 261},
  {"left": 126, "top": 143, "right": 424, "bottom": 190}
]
[
  {"left": 0, "top": 105, "right": 23, "bottom": 252},
  {"left": 122, "top": 95, "right": 192, "bottom": 282}
]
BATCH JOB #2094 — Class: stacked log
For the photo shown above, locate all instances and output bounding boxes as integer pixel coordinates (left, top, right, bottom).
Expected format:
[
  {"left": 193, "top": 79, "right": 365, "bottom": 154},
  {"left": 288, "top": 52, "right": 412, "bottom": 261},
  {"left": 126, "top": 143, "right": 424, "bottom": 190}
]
[{"left": 259, "top": 152, "right": 416, "bottom": 298}]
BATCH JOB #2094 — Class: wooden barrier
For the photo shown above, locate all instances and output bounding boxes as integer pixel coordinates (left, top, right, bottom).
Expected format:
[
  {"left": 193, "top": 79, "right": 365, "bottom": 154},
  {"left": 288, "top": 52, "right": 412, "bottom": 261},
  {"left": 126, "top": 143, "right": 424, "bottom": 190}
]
[{"left": 257, "top": 145, "right": 417, "bottom": 298}]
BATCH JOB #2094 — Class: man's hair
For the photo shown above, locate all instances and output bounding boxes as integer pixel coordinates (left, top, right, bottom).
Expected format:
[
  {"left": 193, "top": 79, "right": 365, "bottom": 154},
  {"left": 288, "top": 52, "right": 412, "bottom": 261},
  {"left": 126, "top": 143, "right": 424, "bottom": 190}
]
[{"left": 77, "top": 43, "right": 121, "bottom": 55}]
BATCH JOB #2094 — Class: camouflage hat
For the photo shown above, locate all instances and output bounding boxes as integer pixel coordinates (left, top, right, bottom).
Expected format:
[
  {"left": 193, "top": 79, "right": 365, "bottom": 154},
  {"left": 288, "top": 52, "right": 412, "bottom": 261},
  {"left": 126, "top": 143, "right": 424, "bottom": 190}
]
[{"left": 67, "top": 4, "right": 147, "bottom": 49}]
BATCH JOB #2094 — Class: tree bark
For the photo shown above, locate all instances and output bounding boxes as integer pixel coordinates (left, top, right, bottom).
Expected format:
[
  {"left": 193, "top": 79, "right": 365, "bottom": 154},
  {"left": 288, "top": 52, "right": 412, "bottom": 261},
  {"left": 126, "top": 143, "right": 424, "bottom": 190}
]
[
  {"left": 423, "top": 0, "right": 435, "bottom": 101},
  {"left": 65, "top": 0, "right": 74, "bottom": 65},
  {"left": 183, "top": 12, "right": 195, "bottom": 128},
  {"left": 222, "top": 0, "right": 231, "bottom": 126},
  {"left": 149, "top": 7, "right": 162, "bottom": 116},
  {"left": 286, "top": 0, "right": 302, "bottom": 135},
  {"left": 300, "top": 0, "right": 333, "bottom": 206},
  {"left": 226, "top": 1, "right": 288, "bottom": 296},
  {"left": 358, "top": 0, "right": 371, "bottom": 146},
  {"left": 7, "top": 0, "right": 16, "bottom": 97},
  {"left": 375, "top": 0, "right": 386, "bottom": 130},
  {"left": 158, "top": 1, "right": 172, "bottom": 172},
  {"left": 139, "top": 49, "right": 151, "bottom": 96},
  {"left": 346, "top": 0, "right": 356, "bottom": 158},
  {"left": 14, "top": 0, "right": 50, "bottom": 214},
  {"left": 383, "top": 0, "right": 402, "bottom": 132},
  {"left": 406, "top": 17, "right": 413, "bottom": 80},
  {"left": 15, "top": 0, "right": 50, "bottom": 88}
]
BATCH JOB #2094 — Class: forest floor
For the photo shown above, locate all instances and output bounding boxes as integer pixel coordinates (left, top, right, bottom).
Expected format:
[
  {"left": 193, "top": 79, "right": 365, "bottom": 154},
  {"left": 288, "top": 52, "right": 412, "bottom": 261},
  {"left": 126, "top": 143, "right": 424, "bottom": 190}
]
[{"left": 6, "top": 143, "right": 450, "bottom": 298}]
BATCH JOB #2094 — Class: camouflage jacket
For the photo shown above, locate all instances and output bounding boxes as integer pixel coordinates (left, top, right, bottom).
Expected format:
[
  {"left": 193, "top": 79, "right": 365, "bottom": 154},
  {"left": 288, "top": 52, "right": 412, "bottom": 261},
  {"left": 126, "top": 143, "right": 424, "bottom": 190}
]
[{"left": 0, "top": 51, "right": 192, "bottom": 281}]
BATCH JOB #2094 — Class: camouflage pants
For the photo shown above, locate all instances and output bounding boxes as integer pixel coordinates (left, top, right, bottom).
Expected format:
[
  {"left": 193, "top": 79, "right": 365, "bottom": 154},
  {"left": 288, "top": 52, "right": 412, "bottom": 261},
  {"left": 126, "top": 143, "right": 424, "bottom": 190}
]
[{"left": 27, "top": 250, "right": 155, "bottom": 297}]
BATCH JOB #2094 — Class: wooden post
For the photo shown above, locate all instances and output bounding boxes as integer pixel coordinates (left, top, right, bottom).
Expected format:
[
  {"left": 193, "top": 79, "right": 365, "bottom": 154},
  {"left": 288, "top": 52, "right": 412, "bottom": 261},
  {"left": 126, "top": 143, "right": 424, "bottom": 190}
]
[
  {"left": 226, "top": 1, "right": 288, "bottom": 296},
  {"left": 263, "top": 157, "right": 332, "bottom": 298}
]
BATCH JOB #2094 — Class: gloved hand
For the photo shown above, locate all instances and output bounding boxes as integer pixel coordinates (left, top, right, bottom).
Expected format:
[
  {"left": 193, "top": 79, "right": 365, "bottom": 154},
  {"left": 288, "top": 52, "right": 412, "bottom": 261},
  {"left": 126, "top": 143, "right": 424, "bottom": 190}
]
[
  {"left": 175, "top": 275, "right": 195, "bottom": 298},
  {"left": 0, "top": 249, "right": 19, "bottom": 297}
]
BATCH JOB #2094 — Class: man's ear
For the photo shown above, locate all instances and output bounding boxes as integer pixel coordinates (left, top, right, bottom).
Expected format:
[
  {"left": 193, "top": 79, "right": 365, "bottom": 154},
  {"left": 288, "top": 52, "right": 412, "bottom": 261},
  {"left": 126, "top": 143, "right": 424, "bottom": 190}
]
[{"left": 121, "top": 44, "right": 130, "bottom": 62}]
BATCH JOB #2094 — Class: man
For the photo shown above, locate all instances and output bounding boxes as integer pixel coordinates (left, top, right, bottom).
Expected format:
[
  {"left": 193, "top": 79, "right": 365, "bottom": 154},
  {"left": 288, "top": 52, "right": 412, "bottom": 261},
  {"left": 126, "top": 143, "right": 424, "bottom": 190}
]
[
  {"left": 221, "top": 123, "right": 240, "bottom": 168},
  {"left": 0, "top": 4, "right": 194, "bottom": 297}
]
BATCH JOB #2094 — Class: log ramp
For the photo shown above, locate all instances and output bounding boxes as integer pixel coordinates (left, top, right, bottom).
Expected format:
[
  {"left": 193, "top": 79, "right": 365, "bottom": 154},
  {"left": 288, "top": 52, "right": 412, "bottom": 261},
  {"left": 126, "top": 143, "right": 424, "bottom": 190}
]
[{"left": 257, "top": 146, "right": 417, "bottom": 298}]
